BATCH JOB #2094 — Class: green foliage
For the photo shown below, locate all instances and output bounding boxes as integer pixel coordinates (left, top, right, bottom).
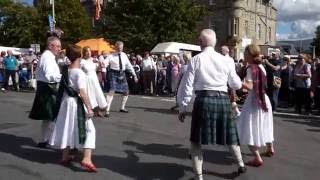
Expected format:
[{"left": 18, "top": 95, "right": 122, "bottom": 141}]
[
  {"left": 0, "top": 0, "right": 92, "bottom": 48},
  {"left": 97, "top": 0, "right": 206, "bottom": 53},
  {"left": 311, "top": 26, "right": 320, "bottom": 56}
]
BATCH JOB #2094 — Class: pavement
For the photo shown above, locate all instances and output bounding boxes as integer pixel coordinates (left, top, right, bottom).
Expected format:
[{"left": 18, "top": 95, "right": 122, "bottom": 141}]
[{"left": 0, "top": 91, "right": 319, "bottom": 180}]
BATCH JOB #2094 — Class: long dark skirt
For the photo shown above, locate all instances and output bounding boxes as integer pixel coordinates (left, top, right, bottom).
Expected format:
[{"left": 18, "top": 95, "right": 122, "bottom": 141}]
[{"left": 190, "top": 95, "right": 239, "bottom": 145}]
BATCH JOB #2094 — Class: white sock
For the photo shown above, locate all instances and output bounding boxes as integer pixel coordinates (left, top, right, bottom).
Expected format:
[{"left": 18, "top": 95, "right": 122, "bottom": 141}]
[
  {"left": 190, "top": 143, "right": 203, "bottom": 178},
  {"left": 229, "top": 145, "right": 245, "bottom": 167},
  {"left": 106, "top": 95, "right": 113, "bottom": 112},
  {"left": 121, "top": 95, "right": 128, "bottom": 110}
]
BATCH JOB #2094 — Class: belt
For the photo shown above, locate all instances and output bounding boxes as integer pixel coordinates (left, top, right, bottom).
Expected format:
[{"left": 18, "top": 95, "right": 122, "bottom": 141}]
[{"left": 195, "top": 90, "right": 228, "bottom": 97}]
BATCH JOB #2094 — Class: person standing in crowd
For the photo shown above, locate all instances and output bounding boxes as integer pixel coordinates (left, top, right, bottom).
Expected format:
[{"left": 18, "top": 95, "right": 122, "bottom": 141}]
[
  {"left": 49, "top": 44, "right": 97, "bottom": 172},
  {"left": 0, "top": 51, "right": 6, "bottom": 90},
  {"left": 170, "top": 55, "right": 181, "bottom": 95},
  {"left": 178, "top": 29, "right": 246, "bottom": 180},
  {"left": 279, "top": 55, "right": 294, "bottom": 108},
  {"left": 166, "top": 55, "right": 173, "bottom": 94},
  {"left": 99, "top": 50, "right": 109, "bottom": 90},
  {"left": 265, "top": 50, "right": 282, "bottom": 111},
  {"left": 29, "top": 36, "right": 62, "bottom": 148},
  {"left": 171, "top": 54, "right": 191, "bottom": 111},
  {"left": 3, "top": 50, "right": 19, "bottom": 92},
  {"left": 141, "top": 52, "right": 157, "bottom": 95},
  {"left": 130, "top": 57, "right": 141, "bottom": 94},
  {"left": 104, "top": 41, "right": 138, "bottom": 117},
  {"left": 236, "top": 44, "right": 274, "bottom": 167},
  {"left": 156, "top": 54, "right": 168, "bottom": 95},
  {"left": 293, "top": 54, "right": 312, "bottom": 115},
  {"left": 80, "top": 47, "right": 107, "bottom": 117},
  {"left": 25, "top": 49, "right": 38, "bottom": 80},
  {"left": 312, "top": 58, "right": 320, "bottom": 115}
]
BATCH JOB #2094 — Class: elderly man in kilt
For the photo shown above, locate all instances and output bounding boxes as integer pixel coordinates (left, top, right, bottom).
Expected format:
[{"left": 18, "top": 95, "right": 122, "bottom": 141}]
[
  {"left": 29, "top": 36, "right": 62, "bottom": 148},
  {"left": 104, "top": 41, "right": 138, "bottom": 117},
  {"left": 178, "top": 29, "right": 246, "bottom": 180}
]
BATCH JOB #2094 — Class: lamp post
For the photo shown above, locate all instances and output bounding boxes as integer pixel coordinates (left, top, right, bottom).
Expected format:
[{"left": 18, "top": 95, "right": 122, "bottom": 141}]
[{"left": 50, "top": 0, "right": 55, "bottom": 30}]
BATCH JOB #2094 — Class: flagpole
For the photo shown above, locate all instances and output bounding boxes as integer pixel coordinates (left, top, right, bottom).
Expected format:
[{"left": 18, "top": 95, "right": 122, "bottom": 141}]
[{"left": 52, "top": 0, "right": 55, "bottom": 30}]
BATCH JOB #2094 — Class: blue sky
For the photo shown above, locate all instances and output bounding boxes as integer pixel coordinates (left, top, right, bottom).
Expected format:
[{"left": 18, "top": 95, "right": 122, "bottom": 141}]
[{"left": 22, "top": 0, "right": 318, "bottom": 40}]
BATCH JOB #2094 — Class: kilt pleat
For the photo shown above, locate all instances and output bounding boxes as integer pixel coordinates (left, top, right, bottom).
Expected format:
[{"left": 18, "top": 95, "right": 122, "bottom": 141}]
[
  {"left": 190, "top": 95, "right": 239, "bottom": 145},
  {"left": 106, "top": 70, "right": 129, "bottom": 93}
]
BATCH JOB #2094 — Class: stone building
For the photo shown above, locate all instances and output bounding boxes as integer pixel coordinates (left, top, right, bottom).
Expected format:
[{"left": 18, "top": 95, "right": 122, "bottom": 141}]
[{"left": 198, "top": 0, "right": 277, "bottom": 59}]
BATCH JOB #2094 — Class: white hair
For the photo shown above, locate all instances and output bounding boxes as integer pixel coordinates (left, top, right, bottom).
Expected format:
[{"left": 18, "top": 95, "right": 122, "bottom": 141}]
[
  {"left": 115, "top": 41, "right": 124, "bottom": 47},
  {"left": 199, "top": 29, "right": 216, "bottom": 48}
]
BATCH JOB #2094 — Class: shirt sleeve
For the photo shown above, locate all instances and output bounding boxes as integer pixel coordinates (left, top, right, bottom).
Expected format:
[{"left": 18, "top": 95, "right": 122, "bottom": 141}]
[
  {"left": 43, "top": 57, "right": 61, "bottom": 83},
  {"left": 245, "top": 68, "right": 253, "bottom": 81},
  {"left": 227, "top": 63, "right": 242, "bottom": 90},
  {"left": 177, "top": 57, "right": 196, "bottom": 107}
]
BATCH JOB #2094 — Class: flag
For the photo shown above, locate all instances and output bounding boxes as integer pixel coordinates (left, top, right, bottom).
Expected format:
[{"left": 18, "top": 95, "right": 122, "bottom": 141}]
[{"left": 95, "top": 0, "right": 102, "bottom": 20}]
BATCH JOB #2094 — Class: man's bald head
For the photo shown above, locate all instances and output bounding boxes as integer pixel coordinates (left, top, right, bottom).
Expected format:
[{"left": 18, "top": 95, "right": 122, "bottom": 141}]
[{"left": 221, "top": 46, "right": 229, "bottom": 56}]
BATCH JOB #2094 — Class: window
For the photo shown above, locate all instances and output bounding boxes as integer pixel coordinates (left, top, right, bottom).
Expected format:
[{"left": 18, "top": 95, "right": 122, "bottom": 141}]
[
  {"left": 257, "top": 24, "right": 261, "bottom": 40},
  {"left": 269, "top": 27, "right": 272, "bottom": 42},
  {"left": 245, "top": 20, "right": 249, "bottom": 37},
  {"left": 233, "top": 18, "right": 239, "bottom": 36}
]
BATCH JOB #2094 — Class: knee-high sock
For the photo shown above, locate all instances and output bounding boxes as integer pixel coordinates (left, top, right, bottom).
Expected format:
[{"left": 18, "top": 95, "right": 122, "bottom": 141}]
[
  {"left": 190, "top": 143, "right": 203, "bottom": 179},
  {"left": 106, "top": 95, "right": 113, "bottom": 112},
  {"left": 229, "top": 145, "right": 245, "bottom": 167},
  {"left": 121, "top": 95, "right": 129, "bottom": 110}
]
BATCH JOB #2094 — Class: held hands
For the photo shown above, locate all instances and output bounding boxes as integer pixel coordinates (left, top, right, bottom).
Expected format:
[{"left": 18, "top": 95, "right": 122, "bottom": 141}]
[
  {"left": 87, "top": 109, "right": 94, "bottom": 118},
  {"left": 134, "top": 76, "right": 139, "bottom": 83}
]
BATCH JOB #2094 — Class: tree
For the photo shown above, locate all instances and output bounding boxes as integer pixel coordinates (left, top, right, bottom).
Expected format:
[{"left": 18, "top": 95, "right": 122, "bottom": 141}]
[
  {"left": 0, "top": 3, "right": 40, "bottom": 47},
  {"left": 97, "top": 0, "right": 206, "bottom": 53},
  {"left": 311, "top": 25, "right": 320, "bottom": 57},
  {"left": 0, "top": 0, "right": 92, "bottom": 48}
]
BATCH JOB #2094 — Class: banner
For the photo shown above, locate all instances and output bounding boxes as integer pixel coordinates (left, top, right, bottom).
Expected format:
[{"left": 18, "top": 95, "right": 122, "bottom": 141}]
[{"left": 48, "top": 15, "right": 54, "bottom": 32}]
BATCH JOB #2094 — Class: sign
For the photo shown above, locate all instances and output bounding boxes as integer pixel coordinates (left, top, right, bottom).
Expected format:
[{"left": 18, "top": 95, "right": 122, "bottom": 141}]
[
  {"left": 30, "top": 44, "right": 41, "bottom": 53},
  {"left": 48, "top": 15, "right": 54, "bottom": 32}
]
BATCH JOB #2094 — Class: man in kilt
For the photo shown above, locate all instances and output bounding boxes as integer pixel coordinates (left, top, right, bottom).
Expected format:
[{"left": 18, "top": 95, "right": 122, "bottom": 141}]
[
  {"left": 29, "top": 36, "right": 62, "bottom": 148},
  {"left": 178, "top": 29, "right": 246, "bottom": 180},
  {"left": 105, "top": 41, "right": 138, "bottom": 117}
]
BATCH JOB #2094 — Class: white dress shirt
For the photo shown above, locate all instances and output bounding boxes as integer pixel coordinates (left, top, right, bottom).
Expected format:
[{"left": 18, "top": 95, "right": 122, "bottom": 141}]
[
  {"left": 141, "top": 57, "right": 156, "bottom": 71},
  {"left": 106, "top": 52, "right": 136, "bottom": 77},
  {"left": 177, "top": 46, "right": 242, "bottom": 107},
  {"left": 35, "top": 50, "right": 61, "bottom": 83}
]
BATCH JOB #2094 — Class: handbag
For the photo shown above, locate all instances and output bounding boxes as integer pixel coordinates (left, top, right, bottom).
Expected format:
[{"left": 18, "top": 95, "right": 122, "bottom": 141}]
[{"left": 273, "top": 76, "right": 282, "bottom": 88}]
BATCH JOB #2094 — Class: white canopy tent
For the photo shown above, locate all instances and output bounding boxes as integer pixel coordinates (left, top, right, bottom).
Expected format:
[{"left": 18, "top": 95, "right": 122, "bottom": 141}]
[
  {"left": 150, "top": 42, "right": 201, "bottom": 54},
  {"left": 0, "top": 46, "right": 29, "bottom": 55}
]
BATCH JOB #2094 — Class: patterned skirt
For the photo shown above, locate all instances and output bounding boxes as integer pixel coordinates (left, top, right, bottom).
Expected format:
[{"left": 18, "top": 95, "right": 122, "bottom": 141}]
[
  {"left": 190, "top": 95, "right": 239, "bottom": 145},
  {"left": 106, "top": 69, "right": 129, "bottom": 93}
]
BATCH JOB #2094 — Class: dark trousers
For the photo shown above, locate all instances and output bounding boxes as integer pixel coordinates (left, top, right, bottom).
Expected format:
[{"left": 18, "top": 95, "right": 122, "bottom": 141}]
[
  {"left": 267, "top": 87, "right": 279, "bottom": 111},
  {"left": 143, "top": 70, "right": 156, "bottom": 94},
  {"left": 4, "top": 70, "right": 17, "bottom": 90},
  {"left": 315, "top": 87, "right": 320, "bottom": 112},
  {"left": 294, "top": 87, "right": 312, "bottom": 113}
]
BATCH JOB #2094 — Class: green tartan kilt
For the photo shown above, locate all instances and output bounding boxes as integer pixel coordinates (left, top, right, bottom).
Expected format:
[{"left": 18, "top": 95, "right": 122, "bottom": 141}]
[
  {"left": 190, "top": 95, "right": 239, "bottom": 145},
  {"left": 29, "top": 81, "right": 57, "bottom": 121}
]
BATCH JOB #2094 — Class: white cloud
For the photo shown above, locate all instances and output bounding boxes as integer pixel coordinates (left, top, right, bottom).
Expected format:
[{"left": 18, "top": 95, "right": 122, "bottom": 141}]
[{"left": 274, "top": 0, "right": 320, "bottom": 39}]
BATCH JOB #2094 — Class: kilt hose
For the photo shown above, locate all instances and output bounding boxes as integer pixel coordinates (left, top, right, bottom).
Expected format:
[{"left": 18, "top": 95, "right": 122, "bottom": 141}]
[{"left": 190, "top": 95, "right": 240, "bottom": 145}]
